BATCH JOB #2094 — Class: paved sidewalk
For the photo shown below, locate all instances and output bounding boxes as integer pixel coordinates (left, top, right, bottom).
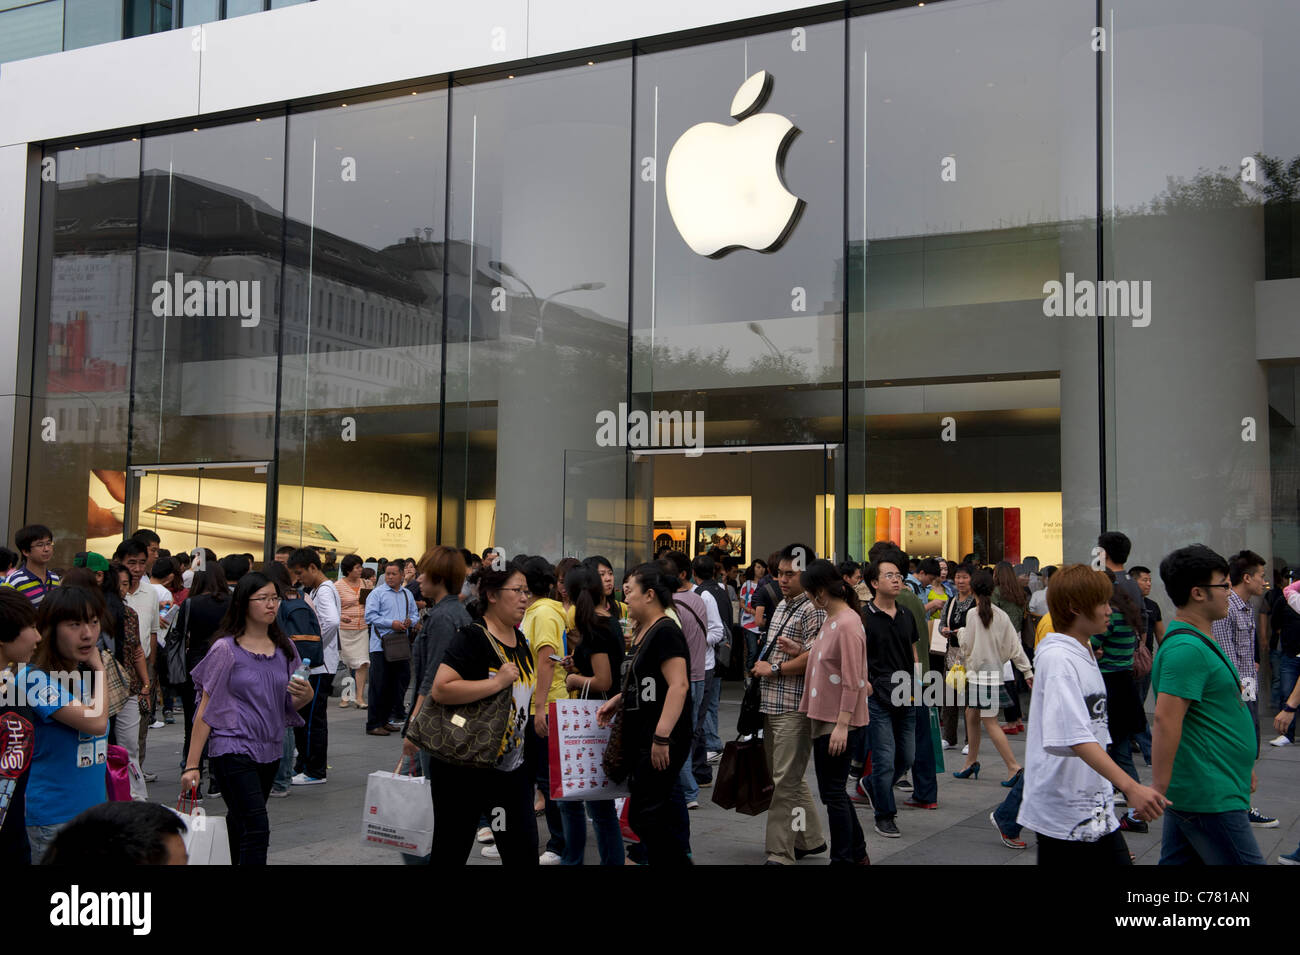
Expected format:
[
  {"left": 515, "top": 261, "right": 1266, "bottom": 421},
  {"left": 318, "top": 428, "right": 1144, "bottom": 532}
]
[{"left": 138, "top": 685, "right": 1300, "bottom": 865}]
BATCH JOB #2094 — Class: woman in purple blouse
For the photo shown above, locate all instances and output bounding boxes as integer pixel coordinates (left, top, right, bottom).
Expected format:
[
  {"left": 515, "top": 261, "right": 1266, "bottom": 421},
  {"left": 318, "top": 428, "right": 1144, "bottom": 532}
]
[{"left": 181, "top": 572, "right": 313, "bottom": 864}]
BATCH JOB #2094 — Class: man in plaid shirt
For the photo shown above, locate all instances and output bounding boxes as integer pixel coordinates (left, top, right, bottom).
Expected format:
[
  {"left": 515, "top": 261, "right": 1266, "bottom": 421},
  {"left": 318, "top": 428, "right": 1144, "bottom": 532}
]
[
  {"left": 1210, "top": 549, "right": 1277, "bottom": 828},
  {"left": 751, "top": 542, "right": 827, "bottom": 865}
]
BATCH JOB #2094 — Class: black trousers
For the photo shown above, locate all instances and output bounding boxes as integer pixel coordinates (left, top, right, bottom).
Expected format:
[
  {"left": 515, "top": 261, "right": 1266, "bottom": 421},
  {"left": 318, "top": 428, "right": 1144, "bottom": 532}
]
[
  {"left": 1037, "top": 829, "right": 1131, "bottom": 866},
  {"left": 813, "top": 727, "right": 868, "bottom": 864},
  {"left": 628, "top": 743, "right": 692, "bottom": 865},
  {"left": 366, "top": 651, "right": 409, "bottom": 731},
  {"left": 293, "top": 673, "right": 332, "bottom": 779},
  {"left": 426, "top": 757, "right": 538, "bottom": 866},
  {"left": 209, "top": 753, "right": 279, "bottom": 865}
]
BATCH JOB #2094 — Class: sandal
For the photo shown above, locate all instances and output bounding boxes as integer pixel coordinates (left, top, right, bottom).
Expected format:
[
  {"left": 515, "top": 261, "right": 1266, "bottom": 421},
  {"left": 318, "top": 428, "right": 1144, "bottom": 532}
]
[{"left": 339, "top": 700, "right": 350, "bottom": 708}]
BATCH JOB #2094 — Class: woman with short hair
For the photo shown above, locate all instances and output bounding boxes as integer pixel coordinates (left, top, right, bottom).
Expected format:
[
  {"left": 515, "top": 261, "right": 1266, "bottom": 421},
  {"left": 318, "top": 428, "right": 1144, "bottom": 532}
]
[{"left": 336, "top": 554, "right": 369, "bottom": 707}]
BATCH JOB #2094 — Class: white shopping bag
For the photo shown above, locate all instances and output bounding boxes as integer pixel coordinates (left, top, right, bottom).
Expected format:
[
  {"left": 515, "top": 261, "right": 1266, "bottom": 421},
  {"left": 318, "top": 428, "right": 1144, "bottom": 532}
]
[
  {"left": 362, "top": 760, "right": 434, "bottom": 855},
  {"left": 548, "top": 697, "right": 628, "bottom": 802},
  {"left": 173, "top": 797, "right": 231, "bottom": 865}
]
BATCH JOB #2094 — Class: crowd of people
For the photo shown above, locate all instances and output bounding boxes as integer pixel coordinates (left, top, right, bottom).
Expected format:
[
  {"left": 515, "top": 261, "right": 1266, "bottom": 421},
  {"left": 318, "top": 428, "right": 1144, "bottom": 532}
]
[{"left": 0, "top": 519, "right": 1295, "bottom": 866}]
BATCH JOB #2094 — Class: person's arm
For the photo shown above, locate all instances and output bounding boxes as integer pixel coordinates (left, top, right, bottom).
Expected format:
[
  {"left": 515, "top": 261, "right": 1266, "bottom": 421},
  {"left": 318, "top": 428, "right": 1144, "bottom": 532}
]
[
  {"left": 1069, "top": 740, "right": 1169, "bottom": 820},
  {"left": 49, "top": 657, "right": 109, "bottom": 736},
  {"left": 179, "top": 690, "right": 214, "bottom": 792},
  {"left": 701, "top": 591, "right": 725, "bottom": 648},
  {"left": 431, "top": 660, "right": 516, "bottom": 706},
  {"left": 1004, "top": 617, "right": 1033, "bottom": 682},
  {"left": 363, "top": 590, "right": 385, "bottom": 630},
  {"left": 651, "top": 655, "right": 690, "bottom": 770},
  {"left": 317, "top": 586, "right": 341, "bottom": 648},
  {"left": 753, "top": 604, "right": 767, "bottom": 629},
  {"left": 1273, "top": 676, "right": 1300, "bottom": 734},
  {"left": 534, "top": 652, "right": 557, "bottom": 736},
  {"left": 566, "top": 651, "right": 612, "bottom": 694},
  {"left": 1151, "top": 692, "right": 1191, "bottom": 795}
]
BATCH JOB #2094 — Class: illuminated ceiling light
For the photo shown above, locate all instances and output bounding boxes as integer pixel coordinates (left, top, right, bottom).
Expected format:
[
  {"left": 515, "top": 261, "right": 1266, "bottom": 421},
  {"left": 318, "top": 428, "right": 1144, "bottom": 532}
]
[
  {"left": 341, "top": 103, "right": 348, "bottom": 107},
  {"left": 588, "top": 60, "right": 594, "bottom": 65},
  {"left": 507, "top": 74, "right": 514, "bottom": 79},
  {"left": 254, "top": 117, "right": 261, "bottom": 122}
]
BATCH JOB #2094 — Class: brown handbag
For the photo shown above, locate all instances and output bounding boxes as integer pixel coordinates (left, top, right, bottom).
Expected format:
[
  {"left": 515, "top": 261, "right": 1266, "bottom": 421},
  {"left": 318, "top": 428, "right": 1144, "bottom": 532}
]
[{"left": 406, "top": 625, "right": 513, "bottom": 768}]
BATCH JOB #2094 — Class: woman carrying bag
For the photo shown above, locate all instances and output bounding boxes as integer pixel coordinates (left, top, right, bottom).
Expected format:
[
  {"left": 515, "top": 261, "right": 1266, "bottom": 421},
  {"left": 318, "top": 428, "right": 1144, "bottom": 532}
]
[
  {"left": 426, "top": 564, "right": 537, "bottom": 865},
  {"left": 597, "top": 563, "right": 692, "bottom": 865}
]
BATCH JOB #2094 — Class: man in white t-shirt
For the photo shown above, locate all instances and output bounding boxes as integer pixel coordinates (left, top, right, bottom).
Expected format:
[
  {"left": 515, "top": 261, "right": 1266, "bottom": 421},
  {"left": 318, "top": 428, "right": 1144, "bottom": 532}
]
[
  {"left": 288, "top": 547, "right": 340, "bottom": 784},
  {"left": 116, "top": 539, "right": 162, "bottom": 777},
  {"left": 1015, "top": 564, "right": 1167, "bottom": 864}
]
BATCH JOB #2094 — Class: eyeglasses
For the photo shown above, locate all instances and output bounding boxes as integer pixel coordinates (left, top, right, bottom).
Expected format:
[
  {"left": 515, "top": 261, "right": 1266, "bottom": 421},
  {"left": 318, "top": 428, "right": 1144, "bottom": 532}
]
[
  {"left": 880, "top": 572, "right": 904, "bottom": 581},
  {"left": 499, "top": 586, "right": 528, "bottom": 595},
  {"left": 249, "top": 595, "right": 282, "bottom": 605}
]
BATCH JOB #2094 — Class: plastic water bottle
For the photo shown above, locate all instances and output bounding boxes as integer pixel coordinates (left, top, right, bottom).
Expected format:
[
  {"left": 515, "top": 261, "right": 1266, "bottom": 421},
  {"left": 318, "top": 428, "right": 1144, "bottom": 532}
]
[{"left": 293, "top": 658, "right": 311, "bottom": 683}]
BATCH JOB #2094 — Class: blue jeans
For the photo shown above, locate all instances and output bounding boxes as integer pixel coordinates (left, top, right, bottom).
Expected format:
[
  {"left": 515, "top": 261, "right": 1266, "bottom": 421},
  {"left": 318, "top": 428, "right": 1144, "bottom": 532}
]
[
  {"left": 702, "top": 671, "right": 723, "bottom": 753},
  {"left": 274, "top": 727, "right": 294, "bottom": 791},
  {"left": 558, "top": 798, "right": 625, "bottom": 865},
  {"left": 1159, "top": 808, "right": 1265, "bottom": 865},
  {"left": 911, "top": 702, "right": 938, "bottom": 804},
  {"left": 993, "top": 769, "right": 1025, "bottom": 837},
  {"left": 1280, "top": 654, "right": 1300, "bottom": 742},
  {"left": 866, "top": 697, "right": 915, "bottom": 820},
  {"left": 678, "top": 679, "right": 705, "bottom": 802},
  {"left": 1271, "top": 649, "right": 1283, "bottom": 709},
  {"left": 1133, "top": 673, "right": 1152, "bottom": 764},
  {"left": 25, "top": 823, "right": 65, "bottom": 865}
]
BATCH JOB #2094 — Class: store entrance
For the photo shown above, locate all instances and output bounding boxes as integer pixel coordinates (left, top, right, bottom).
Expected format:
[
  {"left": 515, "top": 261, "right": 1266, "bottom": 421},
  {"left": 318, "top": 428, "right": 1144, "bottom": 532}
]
[
  {"left": 125, "top": 461, "right": 282, "bottom": 562},
  {"left": 639, "top": 444, "right": 841, "bottom": 565}
]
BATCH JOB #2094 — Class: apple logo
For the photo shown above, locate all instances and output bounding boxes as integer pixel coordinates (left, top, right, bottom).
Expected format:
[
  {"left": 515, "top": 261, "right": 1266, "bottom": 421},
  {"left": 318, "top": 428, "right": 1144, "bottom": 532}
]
[{"left": 665, "top": 70, "right": 804, "bottom": 257}]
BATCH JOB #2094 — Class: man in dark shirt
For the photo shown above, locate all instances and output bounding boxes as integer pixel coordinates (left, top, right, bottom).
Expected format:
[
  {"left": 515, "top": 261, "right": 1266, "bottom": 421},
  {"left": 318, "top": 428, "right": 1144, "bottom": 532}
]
[
  {"left": 861, "top": 553, "right": 918, "bottom": 839},
  {"left": 1128, "top": 565, "right": 1163, "bottom": 767}
]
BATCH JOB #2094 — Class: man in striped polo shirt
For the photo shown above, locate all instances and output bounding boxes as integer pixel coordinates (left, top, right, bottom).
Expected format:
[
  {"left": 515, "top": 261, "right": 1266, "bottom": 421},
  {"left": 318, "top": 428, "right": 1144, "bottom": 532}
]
[{"left": 3, "top": 525, "right": 60, "bottom": 607}]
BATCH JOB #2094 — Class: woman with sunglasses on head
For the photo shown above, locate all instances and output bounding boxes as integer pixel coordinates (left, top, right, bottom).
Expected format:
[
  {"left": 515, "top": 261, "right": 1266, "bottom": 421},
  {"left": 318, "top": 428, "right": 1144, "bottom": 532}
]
[
  {"left": 798, "top": 560, "right": 870, "bottom": 865},
  {"left": 597, "top": 563, "right": 692, "bottom": 865},
  {"left": 180, "top": 571, "right": 313, "bottom": 865},
  {"left": 428, "top": 563, "right": 537, "bottom": 865}
]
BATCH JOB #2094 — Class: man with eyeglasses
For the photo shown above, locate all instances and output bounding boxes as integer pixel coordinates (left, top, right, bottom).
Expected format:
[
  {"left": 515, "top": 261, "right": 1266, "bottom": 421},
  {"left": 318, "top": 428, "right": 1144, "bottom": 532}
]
[
  {"left": 363, "top": 563, "right": 415, "bottom": 737},
  {"left": 861, "top": 552, "right": 920, "bottom": 838},
  {"left": 1152, "top": 544, "right": 1264, "bottom": 864},
  {"left": 750, "top": 542, "right": 827, "bottom": 865},
  {"left": 1209, "top": 550, "right": 1277, "bottom": 829},
  {"left": 3, "top": 525, "right": 60, "bottom": 607}
]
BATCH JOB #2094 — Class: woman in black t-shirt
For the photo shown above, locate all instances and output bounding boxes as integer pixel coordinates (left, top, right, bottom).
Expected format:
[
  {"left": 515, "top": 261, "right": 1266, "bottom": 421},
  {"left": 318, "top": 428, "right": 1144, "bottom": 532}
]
[
  {"left": 597, "top": 563, "right": 691, "bottom": 865},
  {"left": 556, "top": 567, "right": 625, "bottom": 865},
  {"left": 0, "top": 589, "right": 40, "bottom": 864},
  {"left": 428, "top": 565, "right": 537, "bottom": 865}
]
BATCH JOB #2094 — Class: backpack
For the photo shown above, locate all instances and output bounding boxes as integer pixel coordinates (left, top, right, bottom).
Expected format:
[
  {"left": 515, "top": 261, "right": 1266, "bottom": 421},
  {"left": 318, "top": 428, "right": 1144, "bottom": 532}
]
[{"left": 279, "top": 597, "right": 323, "bottom": 668}]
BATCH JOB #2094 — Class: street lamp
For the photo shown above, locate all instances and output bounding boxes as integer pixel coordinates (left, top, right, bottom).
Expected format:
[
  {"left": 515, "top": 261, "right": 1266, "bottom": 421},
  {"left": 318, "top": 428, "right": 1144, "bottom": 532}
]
[{"left": 489, "top": 260, "right": 605, "bottom": 343}]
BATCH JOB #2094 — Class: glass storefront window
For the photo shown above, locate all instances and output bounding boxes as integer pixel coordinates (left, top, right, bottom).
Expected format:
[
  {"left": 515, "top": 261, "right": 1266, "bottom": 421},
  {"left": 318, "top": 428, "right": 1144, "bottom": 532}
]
[
  {"left": 277, "top": 89, "right": 448, "bottom": 562},
  {"left": 64, "top": 0, "right": 124, "bottom": 50},
  {"left": 28, "top": 139, "right": 140, "bottom": 569}
]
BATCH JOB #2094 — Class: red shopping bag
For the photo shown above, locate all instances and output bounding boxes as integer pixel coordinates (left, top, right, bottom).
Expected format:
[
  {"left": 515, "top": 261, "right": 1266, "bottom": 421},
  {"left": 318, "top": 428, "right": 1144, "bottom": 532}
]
[{"left": 548, "top": 698, "right": 626, "bottom": 801}]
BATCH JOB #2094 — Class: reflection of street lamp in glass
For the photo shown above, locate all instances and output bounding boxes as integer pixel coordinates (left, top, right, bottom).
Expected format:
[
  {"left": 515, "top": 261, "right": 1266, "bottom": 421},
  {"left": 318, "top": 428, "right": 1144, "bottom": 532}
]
[
  {"left": 490, "top": 259, "right": 604, "bottom": 343},
  {"left": 747, "top": 321, "right": 785, "bottom": 371}
]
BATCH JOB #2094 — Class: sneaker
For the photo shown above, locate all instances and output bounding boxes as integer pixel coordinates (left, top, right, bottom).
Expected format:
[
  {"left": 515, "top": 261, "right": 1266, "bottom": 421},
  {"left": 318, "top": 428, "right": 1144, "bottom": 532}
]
[
  {"left": 539, "top": 850, "right": 562, "bottom": 865},
  {"left": 207, "top": 781, "right": 221, "bottom": 797},
  {"left": 269, "top": 787, "right": 290, "bottom": 798},
  {"left": 476, "top": 827, "right": 495, "bottom": 844},
  {"left": 290, "top": 773, "right": 325, "bottom": 786},
  {"left": 873, "top": 817, "right": 901, "bottom": 838},
  {"left": 707, "top": 751, "right": 722, "bottom": 762},
  {"left": 142, "top": 771, "right": 158, "bottom": 783},
  {"left": 1270, "top": 735, "right": 1292, "bottom": 747},
  {"left": 149, "top": 720, "right": 165, "bottom": 729},
  {"left": 850, "top": 777, "right": 873, "bottom": 809},
  {"left": 895, "top": 774, "right": 913, "bottom": 792},
  {"left": 481, "top": 844, "right": 500, "bottom": 859},
  {"left": 990, "top": 811, "right": 1027, "bottom": 849},
  {"left": 686, "top": 800, "right": 699, "bottom": 810},
  {"left": 1279, "top": 850, "right": 1300, "bottom": 865},
  {"left": 961, "top": 744, "right": 969, "bottom": 756},
  {"left": 1249, "top": 807, "right": 1280, "bottom": 828},
  {"left": 903, "top": 798, "right": 938, "bottom": 810},
  {"left": 1119, "top": 813, "right": 1148, "bottom": 834},
  {"left": 941, "top": 739, "right": 954, "bottom": 750},
  {"left": 163, "top": 712, "right": 175, "bottom": 725}
]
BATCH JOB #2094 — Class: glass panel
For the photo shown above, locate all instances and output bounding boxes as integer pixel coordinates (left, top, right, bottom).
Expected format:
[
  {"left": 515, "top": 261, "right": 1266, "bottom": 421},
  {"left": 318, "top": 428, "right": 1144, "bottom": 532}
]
[
  {"left": 443, "top": 59, "right": 633, "bottom": 558},
  {"left": 0, "top": 1, "right": 63, "bottom": 63},
  {"left": 28, "top": 140, "right": 140, "bottom": 569},
  {"left": 132, "top": 115, "right": 286, "bottom": 467},
  {"left": 270, "top": 0, "right": 307, "bottom": 6},
  {"left": 134, "top": 465, "right": 272, "bottom": 557},
  {"left": 181, "top": 0, "right": 218, "bottom": 26},
  {"left": 1106, "top": 0, "right": 1286, "bottom": 587},
  {"left": 847, "top": 0, "right": 1095, "bottom": 567},
  {"left": 225, "top": 0, "right": 264, "bottom": 18},
  {"left": 65, "top": 0, "right": 124, "bottom": 49},
  {"left": 631, "top": 20, "right": 845, "bottom": 556},
  {"left": 277, "top": 89, "right": 447, "bottom": 563}
]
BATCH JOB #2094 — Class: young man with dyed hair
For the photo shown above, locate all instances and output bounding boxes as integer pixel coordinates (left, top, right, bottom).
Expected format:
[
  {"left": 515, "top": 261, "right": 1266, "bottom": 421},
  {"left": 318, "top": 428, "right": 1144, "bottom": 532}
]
[{"left": 1014, "top": 564, "right": 1167, "bottom": 863}]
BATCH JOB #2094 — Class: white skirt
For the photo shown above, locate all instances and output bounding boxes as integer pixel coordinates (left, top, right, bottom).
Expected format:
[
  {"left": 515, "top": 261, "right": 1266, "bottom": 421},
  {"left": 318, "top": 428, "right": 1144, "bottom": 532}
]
[{"left": 339, "top": 628, "right": 371, "bottom": 668}]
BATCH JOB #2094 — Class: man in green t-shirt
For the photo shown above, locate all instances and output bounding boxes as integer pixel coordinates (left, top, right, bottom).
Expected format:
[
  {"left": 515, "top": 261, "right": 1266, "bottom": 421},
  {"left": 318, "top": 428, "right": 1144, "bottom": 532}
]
[{"left": 1152, "top": 545, "right": 1264, "bottom": 865}]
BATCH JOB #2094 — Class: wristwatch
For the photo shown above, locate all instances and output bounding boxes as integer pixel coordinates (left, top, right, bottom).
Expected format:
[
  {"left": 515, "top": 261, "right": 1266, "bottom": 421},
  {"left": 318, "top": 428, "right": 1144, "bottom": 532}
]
[{"left": 770, "top": 662, "right": 782, "bottom": 677}]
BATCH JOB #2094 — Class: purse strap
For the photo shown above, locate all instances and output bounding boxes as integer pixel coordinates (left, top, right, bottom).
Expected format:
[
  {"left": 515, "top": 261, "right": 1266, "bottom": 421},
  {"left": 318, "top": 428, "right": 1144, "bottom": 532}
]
[{"left": 477, "top": 623, "right": 511, "bottom": 672}]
